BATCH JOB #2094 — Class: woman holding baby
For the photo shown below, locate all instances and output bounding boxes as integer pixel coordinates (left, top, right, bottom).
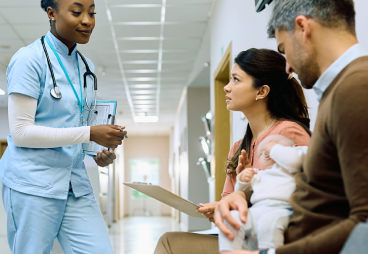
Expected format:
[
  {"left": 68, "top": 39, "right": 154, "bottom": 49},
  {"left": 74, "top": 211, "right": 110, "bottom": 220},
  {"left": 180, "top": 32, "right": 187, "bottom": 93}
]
[{"left": 154, "top": 48, "right": 311, "bottom": 254}]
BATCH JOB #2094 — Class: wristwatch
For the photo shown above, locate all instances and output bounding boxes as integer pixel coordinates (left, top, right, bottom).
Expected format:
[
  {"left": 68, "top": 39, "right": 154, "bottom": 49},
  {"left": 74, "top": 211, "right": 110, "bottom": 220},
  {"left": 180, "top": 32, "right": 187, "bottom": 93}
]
[{"left": 260, "top": 249, "right": 268, "bottom": 254}]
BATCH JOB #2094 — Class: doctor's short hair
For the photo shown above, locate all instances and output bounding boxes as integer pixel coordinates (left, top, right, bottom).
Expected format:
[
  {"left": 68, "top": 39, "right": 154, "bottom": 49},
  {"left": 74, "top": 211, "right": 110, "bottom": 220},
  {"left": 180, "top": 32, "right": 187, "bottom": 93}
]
[
  {"left": 267, "top": 0, "right": 356, "bottom": 38},
  {"left": 41, "top": 0, "right": 57, "bottom": 11}
]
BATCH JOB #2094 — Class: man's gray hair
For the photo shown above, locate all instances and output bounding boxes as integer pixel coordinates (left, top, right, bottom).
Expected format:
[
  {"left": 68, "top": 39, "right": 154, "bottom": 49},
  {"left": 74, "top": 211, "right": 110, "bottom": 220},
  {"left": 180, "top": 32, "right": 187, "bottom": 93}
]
[{"left": 267, "top": 0, "right": 356, "bottom": 38}]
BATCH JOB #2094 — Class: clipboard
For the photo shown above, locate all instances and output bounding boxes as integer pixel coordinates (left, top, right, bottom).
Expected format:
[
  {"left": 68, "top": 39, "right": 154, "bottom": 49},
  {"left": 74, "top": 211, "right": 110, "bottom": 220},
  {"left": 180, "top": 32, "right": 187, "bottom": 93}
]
[
  {"left": 83, "top": 100, "right": 117, "bottom": 156},
  {"left": 123, "top": 182, "right": 205, "bottom": 218}
]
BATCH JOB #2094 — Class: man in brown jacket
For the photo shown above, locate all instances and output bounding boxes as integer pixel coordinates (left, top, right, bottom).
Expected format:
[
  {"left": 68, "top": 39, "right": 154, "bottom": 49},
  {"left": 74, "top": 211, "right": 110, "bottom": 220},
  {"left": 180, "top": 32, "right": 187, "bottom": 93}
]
[{"left": 215, "top": 1, "right": 368, "bottom": 253}]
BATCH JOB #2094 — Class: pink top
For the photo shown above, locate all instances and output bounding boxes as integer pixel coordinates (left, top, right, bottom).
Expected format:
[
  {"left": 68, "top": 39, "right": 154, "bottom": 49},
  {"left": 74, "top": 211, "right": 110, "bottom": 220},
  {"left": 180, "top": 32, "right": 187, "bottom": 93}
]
[{"left": 221, "top": 120, "right": 310, "bottom": 198}]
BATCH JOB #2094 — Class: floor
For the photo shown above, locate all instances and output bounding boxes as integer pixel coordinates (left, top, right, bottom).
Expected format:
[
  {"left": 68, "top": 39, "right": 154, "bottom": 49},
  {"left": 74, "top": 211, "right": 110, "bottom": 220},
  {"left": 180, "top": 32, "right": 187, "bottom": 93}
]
[{"left": 0, "top": 216, "right": 180, "bottom": 254}]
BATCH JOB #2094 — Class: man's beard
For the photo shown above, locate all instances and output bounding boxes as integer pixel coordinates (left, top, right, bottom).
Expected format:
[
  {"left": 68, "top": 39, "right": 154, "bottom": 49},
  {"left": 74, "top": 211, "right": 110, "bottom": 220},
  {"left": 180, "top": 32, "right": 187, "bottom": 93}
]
[{"left": 297, "top": 57, "right": 320, "bottom": 89}]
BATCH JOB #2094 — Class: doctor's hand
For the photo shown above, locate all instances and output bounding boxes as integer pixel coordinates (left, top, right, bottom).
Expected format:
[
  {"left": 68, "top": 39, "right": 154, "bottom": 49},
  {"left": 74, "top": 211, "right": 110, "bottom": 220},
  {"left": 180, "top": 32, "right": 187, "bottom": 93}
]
[
  {"left": 214, "top": 191, "right": 248, "bottom": 241},
  {"left": 94, "top": 149, "right": 116, "bottom": 167},
  {"left": 197, "top": 201, "right": 219, "bottom": 222},
  {"left": 90, "top": 125, "right": 127, "bottom": 148}
]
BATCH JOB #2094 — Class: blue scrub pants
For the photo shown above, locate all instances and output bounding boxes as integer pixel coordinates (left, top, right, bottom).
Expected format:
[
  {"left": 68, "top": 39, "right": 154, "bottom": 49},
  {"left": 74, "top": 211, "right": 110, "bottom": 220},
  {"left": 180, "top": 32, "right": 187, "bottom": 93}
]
[{"left": 2, "top": 185, "right": 113, "bottom": 254}]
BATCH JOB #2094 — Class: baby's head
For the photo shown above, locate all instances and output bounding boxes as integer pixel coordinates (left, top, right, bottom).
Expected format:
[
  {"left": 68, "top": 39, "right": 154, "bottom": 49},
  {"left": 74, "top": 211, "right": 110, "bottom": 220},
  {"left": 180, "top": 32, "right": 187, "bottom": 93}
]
[{"left": 257, "top": 134, "right": 295, "bottom": 169}]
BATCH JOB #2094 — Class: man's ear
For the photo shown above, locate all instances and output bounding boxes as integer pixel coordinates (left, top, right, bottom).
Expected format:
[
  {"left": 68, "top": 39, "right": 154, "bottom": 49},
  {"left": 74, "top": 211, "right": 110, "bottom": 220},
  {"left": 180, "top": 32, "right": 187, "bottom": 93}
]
[
  {"left": 295, "top": 15, "right": 312, "bottom": 39},
  {"left": 256, "top": 85, "right": 270, "bottom": 100}
]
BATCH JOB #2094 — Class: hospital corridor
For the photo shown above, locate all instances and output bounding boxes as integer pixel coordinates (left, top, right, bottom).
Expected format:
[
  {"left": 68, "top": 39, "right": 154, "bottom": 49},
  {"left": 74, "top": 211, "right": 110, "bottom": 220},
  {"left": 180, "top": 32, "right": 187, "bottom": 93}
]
[{"left": 1, "top": 0, "right": 368, "bottom": 254}]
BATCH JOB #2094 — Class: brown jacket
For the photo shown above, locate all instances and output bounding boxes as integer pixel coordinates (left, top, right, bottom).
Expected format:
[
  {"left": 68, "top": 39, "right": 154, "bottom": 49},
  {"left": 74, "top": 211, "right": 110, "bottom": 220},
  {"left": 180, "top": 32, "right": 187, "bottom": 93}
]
[{"left": 278, "top": 57, "right": 368, "bottom": 254}]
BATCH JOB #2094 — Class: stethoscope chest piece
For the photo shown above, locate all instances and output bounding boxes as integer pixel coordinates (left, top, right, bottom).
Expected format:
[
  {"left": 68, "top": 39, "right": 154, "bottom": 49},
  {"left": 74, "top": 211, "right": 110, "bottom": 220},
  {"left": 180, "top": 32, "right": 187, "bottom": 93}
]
[{"left": 50, "top": 86, "right": 62, "bottom": 99}]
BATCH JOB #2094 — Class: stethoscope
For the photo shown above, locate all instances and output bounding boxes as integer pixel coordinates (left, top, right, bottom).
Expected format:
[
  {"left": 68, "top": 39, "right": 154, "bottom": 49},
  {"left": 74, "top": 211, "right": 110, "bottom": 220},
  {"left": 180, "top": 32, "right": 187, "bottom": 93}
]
[{"left": 40, "top": 35, "right": 97, "bottom": 112}]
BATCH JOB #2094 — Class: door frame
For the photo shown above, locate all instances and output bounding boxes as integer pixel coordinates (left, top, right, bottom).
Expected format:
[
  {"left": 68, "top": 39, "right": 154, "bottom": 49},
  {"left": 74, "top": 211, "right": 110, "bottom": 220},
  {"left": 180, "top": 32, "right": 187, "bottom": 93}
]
[{"left": 212, "top": 43, "right": 232, "bottom": 201}]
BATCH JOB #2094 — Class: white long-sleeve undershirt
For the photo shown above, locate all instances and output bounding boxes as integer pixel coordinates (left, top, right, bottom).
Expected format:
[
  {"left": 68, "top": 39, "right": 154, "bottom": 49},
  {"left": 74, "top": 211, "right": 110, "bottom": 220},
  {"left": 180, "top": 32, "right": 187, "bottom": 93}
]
[{"left": 8, "top": 93, "right": 90, "bottom": 148}]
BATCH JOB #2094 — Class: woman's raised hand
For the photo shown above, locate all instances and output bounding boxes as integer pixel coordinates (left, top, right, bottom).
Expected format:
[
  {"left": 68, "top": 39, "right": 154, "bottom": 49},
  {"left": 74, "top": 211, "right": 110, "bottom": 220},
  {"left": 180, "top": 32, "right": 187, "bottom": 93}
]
[
  {"left": 90, "top": 125, "right": 127, "bottom": 149},
  {"left": 236, "top": 149, "right": 250, "bottom": 174}
]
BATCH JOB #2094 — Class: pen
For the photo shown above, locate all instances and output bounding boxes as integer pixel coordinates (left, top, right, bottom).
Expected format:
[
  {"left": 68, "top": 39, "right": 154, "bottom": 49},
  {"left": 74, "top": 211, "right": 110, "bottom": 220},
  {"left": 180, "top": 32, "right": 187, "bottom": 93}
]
[{"left": 120, "top": 128, "right": 128, "bottom": 139}]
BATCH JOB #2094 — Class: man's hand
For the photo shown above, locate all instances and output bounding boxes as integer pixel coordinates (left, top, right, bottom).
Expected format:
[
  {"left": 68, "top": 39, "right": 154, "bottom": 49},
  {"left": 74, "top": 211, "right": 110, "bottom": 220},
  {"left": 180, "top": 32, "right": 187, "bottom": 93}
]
[
  {"left": 214, "top": 191, "right": 248, "bottom": 240},
  {"left": 93, "top": 149, "right": 116, "bottom": 167},
  {"left": 197, "top": 201, "right": 218, "bottom": 222}
]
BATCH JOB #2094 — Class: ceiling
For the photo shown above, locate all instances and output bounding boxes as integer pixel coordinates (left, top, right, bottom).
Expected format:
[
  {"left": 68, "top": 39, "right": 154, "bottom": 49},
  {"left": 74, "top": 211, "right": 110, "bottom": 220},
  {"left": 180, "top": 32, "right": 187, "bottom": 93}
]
[{"left": 0, "top": 0, "right": 214, "bottom": 135}]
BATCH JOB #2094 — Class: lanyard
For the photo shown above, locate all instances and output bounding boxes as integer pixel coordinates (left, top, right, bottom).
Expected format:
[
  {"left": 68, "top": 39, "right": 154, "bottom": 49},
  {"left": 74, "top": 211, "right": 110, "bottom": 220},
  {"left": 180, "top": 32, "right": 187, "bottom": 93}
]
[{"left": 45, "top": 36, "right": 84, "bottom": 122}]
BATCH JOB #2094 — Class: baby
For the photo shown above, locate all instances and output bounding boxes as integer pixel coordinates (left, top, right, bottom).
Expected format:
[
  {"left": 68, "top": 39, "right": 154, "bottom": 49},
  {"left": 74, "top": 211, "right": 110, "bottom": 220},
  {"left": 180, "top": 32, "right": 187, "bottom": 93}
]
[{"left": 219, "top": 134, "right": 308, "bottom": 253}]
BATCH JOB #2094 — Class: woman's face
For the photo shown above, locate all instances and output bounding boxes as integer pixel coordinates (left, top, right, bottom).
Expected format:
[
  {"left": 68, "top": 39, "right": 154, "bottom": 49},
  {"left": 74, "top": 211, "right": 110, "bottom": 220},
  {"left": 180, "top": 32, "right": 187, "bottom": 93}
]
[
  {"left": 51, "top": 0, "right": 95, "bottom": 47},
  {"left": 224, "top": 64, "right": 259, "bottom": 112}
]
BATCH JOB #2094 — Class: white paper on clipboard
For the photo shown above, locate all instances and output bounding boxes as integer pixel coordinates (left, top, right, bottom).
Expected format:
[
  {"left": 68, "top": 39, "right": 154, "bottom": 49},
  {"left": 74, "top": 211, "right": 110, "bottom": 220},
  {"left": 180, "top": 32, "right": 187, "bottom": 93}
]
[
  {"left": 83, "top": 100, "right": 117, "bottom": 156},
  {"left": 123, "top": 182, "right": 205, "bottom": 218}
]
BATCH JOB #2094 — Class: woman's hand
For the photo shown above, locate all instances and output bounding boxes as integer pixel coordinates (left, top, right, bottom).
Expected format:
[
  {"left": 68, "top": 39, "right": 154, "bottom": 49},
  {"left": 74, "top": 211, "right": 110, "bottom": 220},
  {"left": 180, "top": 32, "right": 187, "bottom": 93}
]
[
  {"left": 90, "top": 125, "right": 127, "bottom": 148},
  {"left": 94, "top": 149, "right": 116, "bottom": 167},
  {"left": 236, "top": 149, "right": 251, "bottom": 174},
  {"left": 214, "top": 191, "right": 248, "bottom": 241},
  {"left": 197, "top": 201, "right": 219, "bottom": 222}
]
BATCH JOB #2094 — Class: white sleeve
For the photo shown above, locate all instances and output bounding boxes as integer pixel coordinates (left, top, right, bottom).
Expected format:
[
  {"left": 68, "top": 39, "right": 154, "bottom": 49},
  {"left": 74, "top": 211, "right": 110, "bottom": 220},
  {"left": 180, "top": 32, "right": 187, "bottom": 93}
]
[
  {"left": 235, "top": 173, "right": 251, "bottom": 192},
  {"left": 269, "top": 144, "right": 308, "bottom": 173},
  {"left": 8, "top": 93, "right": 90, "bottom": 148}
]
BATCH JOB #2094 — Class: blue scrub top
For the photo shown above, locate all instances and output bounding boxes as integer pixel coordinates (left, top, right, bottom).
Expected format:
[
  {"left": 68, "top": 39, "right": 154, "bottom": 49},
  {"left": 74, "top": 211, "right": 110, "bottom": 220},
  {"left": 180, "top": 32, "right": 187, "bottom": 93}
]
[{"left": 0, "top": 32, "right": 95, "bottom": 199}]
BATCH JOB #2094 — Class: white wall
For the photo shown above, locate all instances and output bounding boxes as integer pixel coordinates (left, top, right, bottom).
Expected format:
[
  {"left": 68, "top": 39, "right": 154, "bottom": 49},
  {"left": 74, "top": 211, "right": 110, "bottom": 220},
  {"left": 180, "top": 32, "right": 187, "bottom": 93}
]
[
  {"left": 0, "top": 108, "right": 8, "bottom": 237},
  {"left": 210, "top": 0, "right": 368, "bottom": 145},
  {"left": 123, "top": 135, "right": 171, "bottom": 216},
  {"left": 355, "top": 0, "right": 368, "bottom": 47},
  {"left": 186, "top": 87, "right": 211, "bottom": 231},
  {"left": 0, "top": 108, "right": 9, "bottom": 139},
  {"left": 171, "top": 87, "right": 211, "bottom": 231}
]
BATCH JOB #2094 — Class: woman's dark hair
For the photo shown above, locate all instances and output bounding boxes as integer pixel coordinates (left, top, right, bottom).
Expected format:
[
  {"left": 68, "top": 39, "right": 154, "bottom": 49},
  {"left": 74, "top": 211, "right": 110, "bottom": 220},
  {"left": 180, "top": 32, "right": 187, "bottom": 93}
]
[
  {"left": 226, "top": 48, "right": 311, "bottom": 174},
  {"left": 41, "top": 0, "right": 57, "bottom": 12}
]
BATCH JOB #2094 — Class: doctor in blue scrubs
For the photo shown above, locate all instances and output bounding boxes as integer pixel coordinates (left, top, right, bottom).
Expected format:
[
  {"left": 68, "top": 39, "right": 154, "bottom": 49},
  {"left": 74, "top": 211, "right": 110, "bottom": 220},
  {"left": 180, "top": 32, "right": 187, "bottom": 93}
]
[{"left": 0, "top": 0, "right": 126, "bottom": 253}]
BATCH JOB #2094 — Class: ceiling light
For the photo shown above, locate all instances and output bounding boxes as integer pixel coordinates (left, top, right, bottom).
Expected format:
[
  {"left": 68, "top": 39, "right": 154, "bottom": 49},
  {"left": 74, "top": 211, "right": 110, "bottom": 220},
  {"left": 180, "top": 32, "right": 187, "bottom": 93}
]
[
  {"left": 135, "top": 109, "right": 156, "bottom": 114},
  {"left": 135, "top": 105, "right": 155, "bottom": 109},
  {"left": 114, "top": 21, "right": 162, "bottom": 26},
  {"left": 128, "top": 77, "right": 157, "bottom": 82},
  {"left": 131, "top": 90, "right": 156, "bottom": 95},
  {"left": 132, "top": 95, "right": 155, "bottom": 100},
  {"left": 123, "top": 60, "right": 158, "bottom": 64},
  {"left": 118, "top": 37, "right": 161, "bottom": 41},
  {"left": 121, "top": 49, "right": 159, "bottom": 54},
  {"left": 126, "top": 70, "right": 157, "bottom": 74},
  {"left": 129, "top": 84, "right": 156, "bottom": 89},
  {"left": 134, "top": 116, "right": 159, "bottom": 123},
  {"left": 134, "top": 100, "right": 156, "bottom": 105},
  {"left": 111, "top": 4, "right": 161, "bottom": 8}
]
